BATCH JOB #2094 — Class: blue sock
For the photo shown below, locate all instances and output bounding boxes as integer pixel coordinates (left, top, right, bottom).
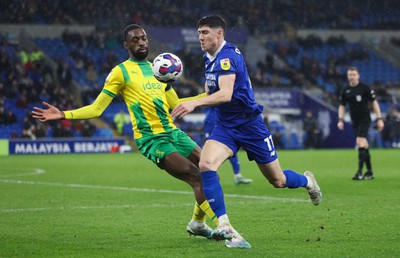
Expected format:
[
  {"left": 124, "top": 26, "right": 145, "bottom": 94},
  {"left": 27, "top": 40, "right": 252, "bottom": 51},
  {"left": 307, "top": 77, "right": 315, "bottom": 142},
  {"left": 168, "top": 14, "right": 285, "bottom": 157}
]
[
  {"left": 283, "top": 169, "right": 308, "bottom": 188},
  {"left": 229, "top": 156, "right": 240, "bottom": 175},
  {"left": 200, "top": 171, "right": 227, "bottom": 218}
]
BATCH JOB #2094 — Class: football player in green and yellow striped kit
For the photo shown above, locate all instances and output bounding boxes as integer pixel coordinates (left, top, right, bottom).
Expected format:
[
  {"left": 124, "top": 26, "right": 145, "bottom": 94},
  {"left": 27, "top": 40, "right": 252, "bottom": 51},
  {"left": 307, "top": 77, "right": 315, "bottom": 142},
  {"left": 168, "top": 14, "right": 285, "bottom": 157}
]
[{"left": 32, "top": 24, "right": 218, "bottom": 239}]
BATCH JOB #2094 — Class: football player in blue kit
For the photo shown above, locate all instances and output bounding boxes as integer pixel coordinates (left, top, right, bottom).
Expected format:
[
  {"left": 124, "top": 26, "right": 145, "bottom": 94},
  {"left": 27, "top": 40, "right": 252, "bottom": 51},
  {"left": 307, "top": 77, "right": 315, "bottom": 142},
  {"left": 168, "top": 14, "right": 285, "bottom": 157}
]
[
  {"left": 172, "top": 15, "right": 322, "bottom": 248},
  {"left": 204, "top": 107, "right": 253, "bottom": 185}
]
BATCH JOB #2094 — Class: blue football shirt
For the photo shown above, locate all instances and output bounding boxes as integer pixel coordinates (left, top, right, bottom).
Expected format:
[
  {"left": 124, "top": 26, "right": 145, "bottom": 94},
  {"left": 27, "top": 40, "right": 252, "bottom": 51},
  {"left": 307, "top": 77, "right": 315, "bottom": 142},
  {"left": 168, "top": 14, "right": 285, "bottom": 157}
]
[{"left": 204, "top": 42, "right": 263, "bottom": 127}]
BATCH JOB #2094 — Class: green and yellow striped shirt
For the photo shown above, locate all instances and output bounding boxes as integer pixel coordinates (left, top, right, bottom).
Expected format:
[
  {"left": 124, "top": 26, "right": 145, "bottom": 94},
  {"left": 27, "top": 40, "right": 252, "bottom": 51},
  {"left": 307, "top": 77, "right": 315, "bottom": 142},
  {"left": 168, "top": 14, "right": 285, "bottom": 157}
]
[{"left": 103, "top": 58, "right": 177, "bottom": 139}]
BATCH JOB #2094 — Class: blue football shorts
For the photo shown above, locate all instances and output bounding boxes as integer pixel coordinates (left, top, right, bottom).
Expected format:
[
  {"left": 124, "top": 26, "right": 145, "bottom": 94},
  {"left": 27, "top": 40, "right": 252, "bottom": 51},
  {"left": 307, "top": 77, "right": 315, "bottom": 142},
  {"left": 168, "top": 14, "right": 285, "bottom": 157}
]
[
  {"left": 203, "top": 121, "right": 216, "bottom": 139},
  {"left": 208, "top": 115, "right": 278, "bottom": 164}
]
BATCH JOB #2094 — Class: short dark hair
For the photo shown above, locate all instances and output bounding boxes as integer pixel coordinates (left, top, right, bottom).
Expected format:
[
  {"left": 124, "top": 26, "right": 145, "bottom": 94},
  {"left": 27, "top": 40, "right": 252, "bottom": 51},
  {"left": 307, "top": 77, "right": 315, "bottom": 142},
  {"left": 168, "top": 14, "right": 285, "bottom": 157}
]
[
  {"left": 197, "top": 15, "right": 227, "bottom": 35},
  {"left": 348, "top": 66, "right": 359, "bottom": 73},
  {"left": 123, "top": 24, "right": 142, "bottom": 42}
]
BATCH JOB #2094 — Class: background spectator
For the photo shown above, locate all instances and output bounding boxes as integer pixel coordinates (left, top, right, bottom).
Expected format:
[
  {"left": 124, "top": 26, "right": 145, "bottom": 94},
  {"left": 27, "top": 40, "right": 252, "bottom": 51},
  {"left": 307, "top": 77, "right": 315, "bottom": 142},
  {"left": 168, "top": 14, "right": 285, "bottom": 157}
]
[
  {"left": 113, "top": 110, "right": 130, "bottom": 135},
  {"left": 303, "top": 111, "right": 321, "bottom": 148}
]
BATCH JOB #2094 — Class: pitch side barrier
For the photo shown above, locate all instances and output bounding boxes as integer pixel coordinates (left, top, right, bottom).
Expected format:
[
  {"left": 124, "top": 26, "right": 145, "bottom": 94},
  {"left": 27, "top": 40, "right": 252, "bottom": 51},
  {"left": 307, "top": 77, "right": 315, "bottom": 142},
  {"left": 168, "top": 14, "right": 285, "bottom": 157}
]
[{"left": 0, "top": 138, "right": 127, "bottom": 156}]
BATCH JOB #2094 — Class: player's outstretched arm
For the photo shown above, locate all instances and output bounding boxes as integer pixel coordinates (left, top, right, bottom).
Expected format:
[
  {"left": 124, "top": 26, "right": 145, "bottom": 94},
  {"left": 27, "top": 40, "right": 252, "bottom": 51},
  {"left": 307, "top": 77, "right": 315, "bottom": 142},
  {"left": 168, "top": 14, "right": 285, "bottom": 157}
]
[
  {"left": 171, "top": 75, "right": 234, "bottom": 118},
  {"left": 180, "top": 92, "right": 207, "bottom": 103},
  {"left": 33, "top": 92, "right": 113, "bottom": 123},
  {"left": 165, "top": 85, "right": 206, "bottom": 110},
  {"left": 32, "top": 101, "right": 65, "bottom": 122}
]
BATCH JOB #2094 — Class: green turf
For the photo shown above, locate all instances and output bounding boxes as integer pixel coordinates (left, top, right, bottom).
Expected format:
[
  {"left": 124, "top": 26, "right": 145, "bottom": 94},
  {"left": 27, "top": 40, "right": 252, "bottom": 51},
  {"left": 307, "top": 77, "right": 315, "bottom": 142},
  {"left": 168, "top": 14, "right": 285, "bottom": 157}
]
[{"left": 1, "top": 149, "right": 399, "bottom": 257}]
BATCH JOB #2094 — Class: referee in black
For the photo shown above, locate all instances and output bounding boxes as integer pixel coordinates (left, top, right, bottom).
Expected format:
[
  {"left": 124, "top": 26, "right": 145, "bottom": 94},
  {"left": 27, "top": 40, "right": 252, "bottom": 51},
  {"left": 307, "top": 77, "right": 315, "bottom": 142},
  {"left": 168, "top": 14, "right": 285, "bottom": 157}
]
[{"left": 337, "top": 67, "right": 384, "bottom": 180}]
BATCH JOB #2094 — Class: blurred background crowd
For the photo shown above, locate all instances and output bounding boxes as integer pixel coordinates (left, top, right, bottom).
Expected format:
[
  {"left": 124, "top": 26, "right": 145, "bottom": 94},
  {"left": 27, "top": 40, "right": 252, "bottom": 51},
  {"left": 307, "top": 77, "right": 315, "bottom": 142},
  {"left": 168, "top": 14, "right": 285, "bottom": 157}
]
[{"left": 1, "top": 0, "right": 400, "bottom": 149}]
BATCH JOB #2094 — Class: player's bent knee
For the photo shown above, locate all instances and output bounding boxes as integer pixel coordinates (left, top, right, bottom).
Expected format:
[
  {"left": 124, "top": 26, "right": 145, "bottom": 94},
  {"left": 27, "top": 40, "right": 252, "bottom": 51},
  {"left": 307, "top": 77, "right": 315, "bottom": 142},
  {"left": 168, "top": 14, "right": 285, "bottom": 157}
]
[
  {"left": 270, "top": 179, "right": 286, "bottom": 188},
  {"left": 198, "top": 160, "right": 214, "bottom": 171}
]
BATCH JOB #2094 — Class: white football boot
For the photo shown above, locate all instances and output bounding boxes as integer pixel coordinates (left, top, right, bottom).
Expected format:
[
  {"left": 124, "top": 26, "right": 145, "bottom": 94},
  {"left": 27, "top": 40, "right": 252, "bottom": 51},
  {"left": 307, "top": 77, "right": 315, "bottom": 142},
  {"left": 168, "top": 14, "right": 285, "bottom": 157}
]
[{"left": 304, "top": 171, "right": 322, "bottom": 205}]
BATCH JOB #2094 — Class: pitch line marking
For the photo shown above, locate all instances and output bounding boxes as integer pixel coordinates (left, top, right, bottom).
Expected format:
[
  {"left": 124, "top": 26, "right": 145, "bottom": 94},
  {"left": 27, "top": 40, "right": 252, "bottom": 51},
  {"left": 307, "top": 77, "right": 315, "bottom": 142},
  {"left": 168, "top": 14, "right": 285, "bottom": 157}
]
[
  {"left": 1, "top": 203, "right": 194, "bottom": 213},
  {"left": 0, "top": 179, "right": 308, "bottom": 203},
  {"left": 0, "top": 168, "right": 45, "bottom": 178}
]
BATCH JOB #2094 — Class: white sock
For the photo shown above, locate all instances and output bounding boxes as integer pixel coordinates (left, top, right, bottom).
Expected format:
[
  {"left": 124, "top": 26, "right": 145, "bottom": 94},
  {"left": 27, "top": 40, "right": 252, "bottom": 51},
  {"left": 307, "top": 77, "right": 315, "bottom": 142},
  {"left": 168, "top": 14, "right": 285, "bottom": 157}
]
[
  {"left": 306, "top": 176, "right": 314, "bottom": 189},
  {"left": 189, "top": 219, "right": 204, "bottom": 229},
  {"left": 218, "top": 214, "right": 230, "bottom": 226}
]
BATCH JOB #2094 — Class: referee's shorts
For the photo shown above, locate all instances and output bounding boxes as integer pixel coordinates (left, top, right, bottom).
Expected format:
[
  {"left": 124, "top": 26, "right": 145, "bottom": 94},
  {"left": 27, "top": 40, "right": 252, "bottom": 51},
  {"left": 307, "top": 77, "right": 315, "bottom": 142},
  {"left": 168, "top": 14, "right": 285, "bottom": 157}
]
[{"left": 352, "top": 120, "right": 371, "bottom": 138}]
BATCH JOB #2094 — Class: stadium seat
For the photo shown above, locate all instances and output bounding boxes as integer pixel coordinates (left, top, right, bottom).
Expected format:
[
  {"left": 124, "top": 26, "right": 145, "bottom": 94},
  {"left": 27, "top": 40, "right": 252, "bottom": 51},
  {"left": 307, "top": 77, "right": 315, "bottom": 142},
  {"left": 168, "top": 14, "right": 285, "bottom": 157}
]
[
  {"left": 93, "top": 128, "right": 114, "bottom": 138},
  {"left": 287, "top": 132, "right": 303, "bottom": 149},
  {"left": 122, "top": 123, "right": 133, "bottom": 138}
]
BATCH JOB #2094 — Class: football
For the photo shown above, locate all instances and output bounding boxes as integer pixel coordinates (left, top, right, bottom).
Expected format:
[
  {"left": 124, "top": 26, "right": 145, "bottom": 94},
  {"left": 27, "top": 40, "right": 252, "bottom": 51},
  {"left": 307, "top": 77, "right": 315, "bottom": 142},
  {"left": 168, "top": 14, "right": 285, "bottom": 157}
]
[{"left": 152, "top": 52, "right": 183, "bottom": 83}]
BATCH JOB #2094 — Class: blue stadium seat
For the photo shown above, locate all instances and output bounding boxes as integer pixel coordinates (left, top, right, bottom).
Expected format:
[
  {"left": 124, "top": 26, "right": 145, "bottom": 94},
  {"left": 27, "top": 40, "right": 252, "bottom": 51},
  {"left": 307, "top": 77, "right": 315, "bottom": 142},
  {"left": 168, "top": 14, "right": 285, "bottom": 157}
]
[
  {"left": 369, "top": 129, "right": 383, "bottom": 148},
  {"left": 93, "top": 128, "right": 114, "bottom": 138},
  {"left": 0, "top": 125, "right": 21, "bottom": 138},
  {"left": 268, "top": 120, "right": 279, "bottom": 132},
  {"left": 265, "top": 40, "right": 400, "bottom": 95},
  {"left": 122, "top": 123, "right": 133, "bottom": 138},
  {"left": 46, "top": 127, "right": 53, "bottom": 138},
  {"left": 191, "top": 132, "right": 203, "bottom": 146},
  {"left": 287, "top": 132, "right": 303, "bottom": 149}
]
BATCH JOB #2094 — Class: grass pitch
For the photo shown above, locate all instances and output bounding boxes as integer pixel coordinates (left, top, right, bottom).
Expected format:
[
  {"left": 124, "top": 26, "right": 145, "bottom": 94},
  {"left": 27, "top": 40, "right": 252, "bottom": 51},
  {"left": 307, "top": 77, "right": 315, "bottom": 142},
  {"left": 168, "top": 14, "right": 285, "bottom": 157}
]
[{"left": 1, "top": 149, "right": 399, "bottom": 257}]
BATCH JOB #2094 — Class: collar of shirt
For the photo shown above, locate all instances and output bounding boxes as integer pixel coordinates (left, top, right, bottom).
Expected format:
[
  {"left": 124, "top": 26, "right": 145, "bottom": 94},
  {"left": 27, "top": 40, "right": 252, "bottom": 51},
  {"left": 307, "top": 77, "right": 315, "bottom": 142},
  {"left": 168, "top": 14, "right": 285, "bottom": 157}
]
[{"left": 206, "top": 40, "right": 226, "bottom": 62}]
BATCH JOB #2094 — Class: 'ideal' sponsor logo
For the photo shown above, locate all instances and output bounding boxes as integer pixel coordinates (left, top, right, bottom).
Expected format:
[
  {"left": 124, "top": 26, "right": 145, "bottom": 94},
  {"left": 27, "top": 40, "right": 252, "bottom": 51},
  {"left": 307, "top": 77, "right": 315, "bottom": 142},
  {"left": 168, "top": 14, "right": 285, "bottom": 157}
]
[{"left": 142, "top": 81, "right": 163, "bottom": 90}]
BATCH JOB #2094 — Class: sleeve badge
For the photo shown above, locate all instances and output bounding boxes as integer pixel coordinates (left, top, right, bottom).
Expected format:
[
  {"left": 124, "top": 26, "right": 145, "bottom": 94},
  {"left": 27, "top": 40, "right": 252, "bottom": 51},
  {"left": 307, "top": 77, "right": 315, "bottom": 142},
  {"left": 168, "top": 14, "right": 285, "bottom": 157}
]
[{"left": 220, "top": 58, "right": 231, "bottom": 70}]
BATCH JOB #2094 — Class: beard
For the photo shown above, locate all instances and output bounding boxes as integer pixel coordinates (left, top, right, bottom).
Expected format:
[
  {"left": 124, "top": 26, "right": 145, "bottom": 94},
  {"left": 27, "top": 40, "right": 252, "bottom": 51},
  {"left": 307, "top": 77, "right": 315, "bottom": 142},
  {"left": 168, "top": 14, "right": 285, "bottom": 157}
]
[{"left": 130, "top": 47, "right": 148, "bottom": 60}]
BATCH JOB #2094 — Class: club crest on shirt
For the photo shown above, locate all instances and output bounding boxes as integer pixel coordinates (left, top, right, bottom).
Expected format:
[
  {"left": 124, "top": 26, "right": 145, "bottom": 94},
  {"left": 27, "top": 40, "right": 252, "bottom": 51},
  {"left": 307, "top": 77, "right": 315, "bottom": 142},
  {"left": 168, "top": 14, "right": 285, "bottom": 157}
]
[
  {"left": 356, "top": 95, "right": 362, "bottom": 102},
  {"left": 220, "top": 58, "right": 231, "bottom": 70}
]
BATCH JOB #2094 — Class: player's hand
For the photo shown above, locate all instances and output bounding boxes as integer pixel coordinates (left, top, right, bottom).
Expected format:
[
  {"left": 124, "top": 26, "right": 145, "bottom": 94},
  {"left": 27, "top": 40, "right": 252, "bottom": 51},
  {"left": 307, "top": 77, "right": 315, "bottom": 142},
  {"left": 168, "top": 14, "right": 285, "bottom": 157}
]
[
  {"left": 171, "top": 101, "right": 195, "bottom": 118},
  {"left": 337, "top": 121, "right": 344, "bottom": 130},
  {"left": 32, "top": 101, "right": 65, "bottom": 122},
  {"left": 376, "top": 119, "right": 384, "bottom": 132}
]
